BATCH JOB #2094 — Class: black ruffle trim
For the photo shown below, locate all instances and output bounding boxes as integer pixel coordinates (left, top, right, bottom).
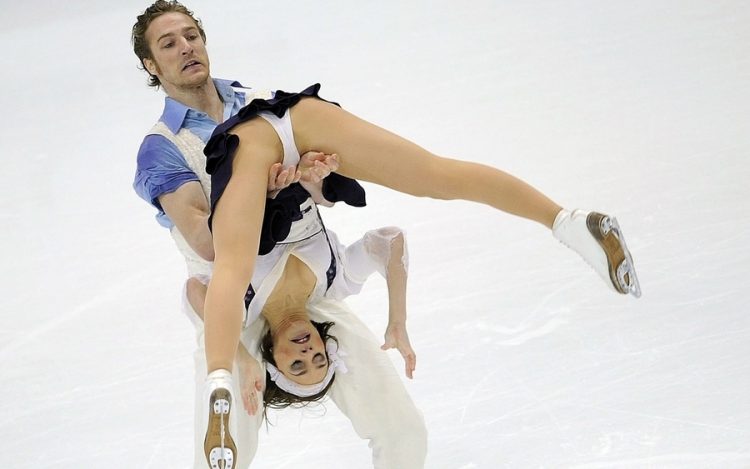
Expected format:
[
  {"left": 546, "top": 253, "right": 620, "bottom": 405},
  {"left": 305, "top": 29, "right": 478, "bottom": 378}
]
[
  {"left": 258, "top": 185, "right": 308, "bottom": 255},
  {"left": 322, "top": 173, "right": 366, "bottom": 207}
]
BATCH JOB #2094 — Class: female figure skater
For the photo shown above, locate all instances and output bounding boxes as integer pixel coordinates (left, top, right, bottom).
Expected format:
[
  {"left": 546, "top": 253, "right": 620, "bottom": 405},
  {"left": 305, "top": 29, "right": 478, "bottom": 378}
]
[
  {"left": 188, "top": 221, "right": 412, "bottom": 409},
  {"left": 188, "top": 207, "right": 422, "bottom": 469},
  {"left": 201, "top": 84, "right": 641, "bottom": 466}
]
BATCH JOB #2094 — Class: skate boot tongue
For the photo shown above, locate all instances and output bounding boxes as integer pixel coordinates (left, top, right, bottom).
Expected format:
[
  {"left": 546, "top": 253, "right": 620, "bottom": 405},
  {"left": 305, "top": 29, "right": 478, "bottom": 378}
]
[{"left": 553, "top": 209, "right": 641, "bottom": 297}]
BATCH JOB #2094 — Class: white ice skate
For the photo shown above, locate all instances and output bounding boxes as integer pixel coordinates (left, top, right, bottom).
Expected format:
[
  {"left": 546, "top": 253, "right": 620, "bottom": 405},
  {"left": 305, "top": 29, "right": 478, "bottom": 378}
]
[
  {"left": 553, "top": 209, "right": 641, "bottom": 298},
  {"left": 203, "top": 369, "right": 237, "bottom": 469}
]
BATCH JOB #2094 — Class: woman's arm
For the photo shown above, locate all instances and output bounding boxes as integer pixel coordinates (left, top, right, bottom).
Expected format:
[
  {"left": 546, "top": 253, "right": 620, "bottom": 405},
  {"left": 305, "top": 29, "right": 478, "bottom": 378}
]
[
  {"left": 235, "top": 345, "right": 264, "bottom": 416},
  {"left": 384, "top": 231, "right": 407, "bottom": 327},
  {"left": 377, "top": 230, "right": 417, "bottom": 378}
]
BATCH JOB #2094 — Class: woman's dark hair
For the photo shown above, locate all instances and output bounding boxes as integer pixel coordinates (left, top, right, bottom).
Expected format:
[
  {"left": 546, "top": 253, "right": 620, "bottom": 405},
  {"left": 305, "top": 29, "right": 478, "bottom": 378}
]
[
  {"left": 260, "top": 320, "right": 338, "bottom": 414},
  {"left": 131, "top": 0, "right": 207, "bottom": 88}
]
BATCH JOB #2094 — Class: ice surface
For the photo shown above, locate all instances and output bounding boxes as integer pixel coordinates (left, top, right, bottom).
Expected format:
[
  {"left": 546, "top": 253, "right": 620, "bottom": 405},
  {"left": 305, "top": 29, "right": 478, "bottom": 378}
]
[{"left": 1, "top": 0, "right": 749, "bottom": 467}]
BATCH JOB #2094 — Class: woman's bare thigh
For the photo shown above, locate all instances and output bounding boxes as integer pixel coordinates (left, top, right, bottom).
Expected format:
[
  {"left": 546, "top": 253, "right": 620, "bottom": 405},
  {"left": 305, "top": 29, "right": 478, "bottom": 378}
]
[
  {"left": 290, "top": 98, "right": 462, "bottom": 199},
  {"left": 211, "top": 117, "right": 284, "bottom": 273}
]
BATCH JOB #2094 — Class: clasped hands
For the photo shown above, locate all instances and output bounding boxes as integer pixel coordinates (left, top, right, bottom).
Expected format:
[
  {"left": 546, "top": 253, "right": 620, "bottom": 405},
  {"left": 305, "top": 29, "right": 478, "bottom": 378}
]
[{"left": 266, "top": 151, "right": 340, "bottom": 198}]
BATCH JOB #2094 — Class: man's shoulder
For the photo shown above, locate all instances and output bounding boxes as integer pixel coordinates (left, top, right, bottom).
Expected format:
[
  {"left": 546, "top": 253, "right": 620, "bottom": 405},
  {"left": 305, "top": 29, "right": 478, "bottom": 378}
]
[
  {"left": 143, "top": 120, "right": 173, "bottom": 138},
  {"left": 136, "top": 131, "right": 183, "bottom": 167},
  {"left": 138, "top": 124, "right": 174, "bottom": 151}
]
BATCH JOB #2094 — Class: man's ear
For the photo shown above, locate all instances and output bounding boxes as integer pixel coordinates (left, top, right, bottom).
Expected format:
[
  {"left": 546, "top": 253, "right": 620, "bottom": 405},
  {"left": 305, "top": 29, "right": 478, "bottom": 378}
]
[{"left": 143, "top": 58, "right": 158, "bottom": 76}]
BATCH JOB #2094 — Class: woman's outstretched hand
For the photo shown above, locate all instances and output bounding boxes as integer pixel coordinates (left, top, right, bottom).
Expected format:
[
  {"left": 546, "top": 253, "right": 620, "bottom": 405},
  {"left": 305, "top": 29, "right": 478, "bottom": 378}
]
[
  {"left": 381, "top": 321, "right": 417, "bottom": 379},
  {"left": 236, "top": 351, "right": 265, "bottom": 416}
]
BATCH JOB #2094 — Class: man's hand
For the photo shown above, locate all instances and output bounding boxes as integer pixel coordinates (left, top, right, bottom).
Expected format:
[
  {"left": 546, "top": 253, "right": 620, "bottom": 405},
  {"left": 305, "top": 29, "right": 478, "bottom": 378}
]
[
  {"left": 381, "top": 321, "right": 416, "bottom": 379},
  {"left": 236, "top": 351, "right": 265, "bottom": 416},
  {"left": 298, "top": 152, "right": 339, "bottom": 206},
  {"left": 299, "top": 151, "right": 339, "bottom": 183},
  {"left": 267, "top": 163, "right": 301, "bottom": 198},
  {"left": 266, "top": 152, "right": 338, "bottom": 200}
]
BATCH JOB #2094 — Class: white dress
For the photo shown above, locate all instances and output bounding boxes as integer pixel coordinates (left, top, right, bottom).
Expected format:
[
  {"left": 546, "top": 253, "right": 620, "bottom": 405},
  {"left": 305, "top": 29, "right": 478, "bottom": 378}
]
[{"left": 244, "top": 198, "right": 407, "bottom": 328}]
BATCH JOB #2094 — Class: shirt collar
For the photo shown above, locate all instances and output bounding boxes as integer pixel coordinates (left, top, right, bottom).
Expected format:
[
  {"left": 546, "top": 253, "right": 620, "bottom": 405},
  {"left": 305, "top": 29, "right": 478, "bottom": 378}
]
[{"left": 159, "top": 78, "right": 244, "bottom": 134}]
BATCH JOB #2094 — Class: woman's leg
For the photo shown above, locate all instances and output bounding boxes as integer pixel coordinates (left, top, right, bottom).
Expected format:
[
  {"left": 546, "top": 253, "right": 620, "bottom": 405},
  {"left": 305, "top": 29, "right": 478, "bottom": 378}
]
[
  {"left": 289, "top": 97, "right": 640, "bottom": 296},
  {"left": 290, "top": 98, "right": 562, "bottom": 228},
  {"left": 205, "top": 117, "right": 284, "bottom": 373},
  {"left": 202, "top": 117, "right": 283, "bottom": 467}
]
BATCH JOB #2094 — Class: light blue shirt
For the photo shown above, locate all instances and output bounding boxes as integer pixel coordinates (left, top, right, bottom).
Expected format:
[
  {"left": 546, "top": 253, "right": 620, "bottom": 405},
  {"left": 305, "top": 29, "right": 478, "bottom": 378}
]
[{"left": 133, "top": 78, "right": 248, "bottom": 228}]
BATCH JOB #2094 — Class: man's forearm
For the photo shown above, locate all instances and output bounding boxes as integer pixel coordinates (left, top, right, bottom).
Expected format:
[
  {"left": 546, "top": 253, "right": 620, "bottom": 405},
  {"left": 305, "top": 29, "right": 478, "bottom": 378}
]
[{"left": 159, "top": 182, "right": 215, "bottom": 261}]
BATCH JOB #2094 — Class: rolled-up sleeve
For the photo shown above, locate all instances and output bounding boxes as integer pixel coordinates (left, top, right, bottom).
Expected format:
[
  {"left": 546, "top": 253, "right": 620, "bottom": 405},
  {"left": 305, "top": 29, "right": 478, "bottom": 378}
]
[{"left": 133, "top": 134, "right": 199, "bottom": 227}]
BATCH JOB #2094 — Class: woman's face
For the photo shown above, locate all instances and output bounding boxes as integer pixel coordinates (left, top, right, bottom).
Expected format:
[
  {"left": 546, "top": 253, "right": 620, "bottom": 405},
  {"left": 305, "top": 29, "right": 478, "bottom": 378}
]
[{"left": 272, "top": 320, "right": 329, "bottom": 385}]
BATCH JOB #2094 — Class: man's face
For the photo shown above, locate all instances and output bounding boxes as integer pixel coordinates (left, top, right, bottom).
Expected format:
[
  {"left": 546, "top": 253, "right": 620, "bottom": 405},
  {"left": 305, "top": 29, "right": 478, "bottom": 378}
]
[{"left": 143, "top": 12, "right": 210, "bottom": 92}]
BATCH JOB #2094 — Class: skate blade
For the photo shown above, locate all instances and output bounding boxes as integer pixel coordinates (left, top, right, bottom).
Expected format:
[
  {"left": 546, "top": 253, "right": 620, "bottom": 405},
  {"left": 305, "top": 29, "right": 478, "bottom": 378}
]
[
  {"left": 204, "top": 388, "right": 236, "bottom": 469},
  {"left": 587, "top": 212, "right": 642, "bottom": 298}
]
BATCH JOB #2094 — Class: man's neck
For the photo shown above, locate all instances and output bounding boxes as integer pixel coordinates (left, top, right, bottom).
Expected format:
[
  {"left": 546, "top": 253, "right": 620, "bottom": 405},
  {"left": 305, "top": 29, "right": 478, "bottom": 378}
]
[{"left": 164, "top": 77, "right": 224, "bottom": 123}]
